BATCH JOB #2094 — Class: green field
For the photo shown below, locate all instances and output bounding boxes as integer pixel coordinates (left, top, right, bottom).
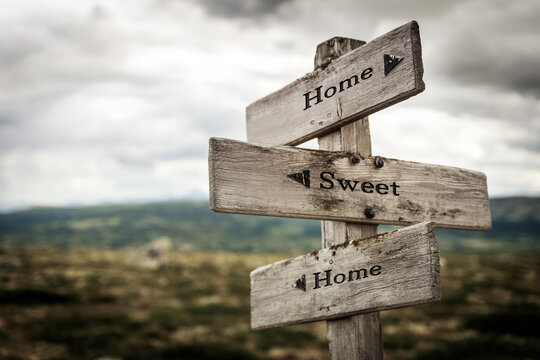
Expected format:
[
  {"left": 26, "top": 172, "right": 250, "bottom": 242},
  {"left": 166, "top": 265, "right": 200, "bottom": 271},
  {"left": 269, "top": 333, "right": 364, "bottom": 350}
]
[
  {"left": 0, "top": 248, "right": 538, "bottom": 360},
  {"left": 0, "top": 197, "right": 538, "bottom": 358},
  {"left": 1, "top": 197, "right": 539, "bottom": 253}
]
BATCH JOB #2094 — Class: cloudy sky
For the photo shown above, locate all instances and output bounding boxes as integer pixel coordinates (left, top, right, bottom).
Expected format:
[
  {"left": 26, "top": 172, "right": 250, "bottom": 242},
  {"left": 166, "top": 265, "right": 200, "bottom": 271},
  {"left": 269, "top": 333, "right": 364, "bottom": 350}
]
[{"left": 1, "top": 0, "right": 539, "bottom": 211}]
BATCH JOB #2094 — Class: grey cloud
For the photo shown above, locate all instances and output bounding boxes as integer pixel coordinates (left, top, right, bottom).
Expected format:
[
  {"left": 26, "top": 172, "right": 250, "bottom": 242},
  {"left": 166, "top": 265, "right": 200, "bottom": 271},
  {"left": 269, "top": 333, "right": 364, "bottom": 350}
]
[
  {"left": 0, "top": 115, "right": 17, "bottom": 127},
  {"left": 0, "top": 38, "right": 40, "bottom": 68},
  {"left": 179, "top": 108, "right": 244, "bottom": 136},
  {"left": 413, "top": 87, "right": 537, "bottom": 124},
  {"left": 456, "top": 62, "right": 540, "bottom": 97},
  {"left": 1, "top": 0, "right": 539, "bottom": 211},
  {"left": 274, "top": 0, "right": 540, "bottom": 97},
  {"left": 196, "top": 0, "right": 293, "bottom": 19},
  {"left": 357, "top": 2, "right": 540, "bottom": 97},
  {"left": 113, "top": 146, "right": 208, "bottom": 168},
  {"left": 345, "top": 0, "right": 467, "bottom": 18},
  {"left": 425, "top": 1, "right": 540, "bottom": 97},
  {"left": 507, "top": 129, "right": 540, "bottom": 154},
  {"left": 440, "top": 34, "right": 540, "bottom": 97}
]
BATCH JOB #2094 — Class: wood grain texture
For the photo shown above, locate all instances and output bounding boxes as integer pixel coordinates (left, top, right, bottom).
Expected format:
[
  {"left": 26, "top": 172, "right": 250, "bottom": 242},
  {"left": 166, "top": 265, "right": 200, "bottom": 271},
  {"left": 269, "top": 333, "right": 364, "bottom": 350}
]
[
  {"left": 319, "top": 121, "right": 382, "bottom": 360},
  {"left": 314, "top": 37, "right": 366, "bottom": 70},
  {"left": 246, "top": 21, "right": 424, "bottom": 147},
  {"left": 208, "top": 137, "right": 492, "bottom": 231},
  {"left": 319, "top": 120, "right": 377, "bottom": 248},
  {"left": 326, "top": 313, "right": 382, "bottom": 360},
  {"left": 250, "top": 222, "right": 441, "bottom": 330}
]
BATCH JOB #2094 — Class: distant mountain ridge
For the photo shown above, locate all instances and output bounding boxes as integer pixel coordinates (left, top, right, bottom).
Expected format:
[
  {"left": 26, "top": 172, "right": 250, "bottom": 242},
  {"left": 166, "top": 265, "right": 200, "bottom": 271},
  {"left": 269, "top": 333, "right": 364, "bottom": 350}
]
[{"left": 0, "top": 197, "right": 538, "bottom": 253}]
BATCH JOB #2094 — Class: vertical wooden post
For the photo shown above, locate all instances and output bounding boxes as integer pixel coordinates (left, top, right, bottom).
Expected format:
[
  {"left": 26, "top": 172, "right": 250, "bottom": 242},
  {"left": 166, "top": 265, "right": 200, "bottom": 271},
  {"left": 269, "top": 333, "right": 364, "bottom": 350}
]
[{"left": 316, "top": 37, "right": 384, "bottom": 360}]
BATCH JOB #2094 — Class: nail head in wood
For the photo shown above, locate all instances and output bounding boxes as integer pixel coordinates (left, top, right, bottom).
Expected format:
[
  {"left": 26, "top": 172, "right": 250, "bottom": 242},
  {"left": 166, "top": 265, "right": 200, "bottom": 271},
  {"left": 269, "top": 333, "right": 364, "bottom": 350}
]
[
  {"left": 374, "top": 156, "right": 384, "bottom": 168},
  {"left": 365, "top": 207, "right": 375, "bottom": 219}
]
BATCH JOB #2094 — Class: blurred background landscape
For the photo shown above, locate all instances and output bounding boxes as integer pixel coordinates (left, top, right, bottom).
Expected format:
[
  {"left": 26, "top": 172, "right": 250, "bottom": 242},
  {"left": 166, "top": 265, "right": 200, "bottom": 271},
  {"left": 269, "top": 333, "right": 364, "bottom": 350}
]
[
  {"left": 1, "top": 0, "right": 539, "bottom": 359},
  {"left": 0, "top": 197, "right": 539, "bottom": 254},
  {"left": 0, "top": 197, "right": 538, "bottom": 359}
]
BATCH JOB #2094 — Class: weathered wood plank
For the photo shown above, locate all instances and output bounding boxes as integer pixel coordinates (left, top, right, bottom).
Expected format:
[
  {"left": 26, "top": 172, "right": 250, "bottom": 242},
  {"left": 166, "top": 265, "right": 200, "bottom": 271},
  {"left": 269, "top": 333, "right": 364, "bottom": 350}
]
[
  {"left": 250, "top": 222, "right": 441, "bottom": 330},
  {"left": 209, "top": 137, "right": 492, "bottom": 231},
  {"left": 326, "top": 313, "right": 382, "bottom": 360},
  {"left": 246, "top": 21, "right": 424, "bottom": 147}
]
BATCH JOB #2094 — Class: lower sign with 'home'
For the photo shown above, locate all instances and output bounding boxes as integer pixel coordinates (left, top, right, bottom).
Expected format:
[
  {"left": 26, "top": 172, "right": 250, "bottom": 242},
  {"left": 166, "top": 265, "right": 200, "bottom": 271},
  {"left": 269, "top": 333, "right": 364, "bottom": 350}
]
[{"left": 250, "top": 222, "right": 440, "bottom": 330}]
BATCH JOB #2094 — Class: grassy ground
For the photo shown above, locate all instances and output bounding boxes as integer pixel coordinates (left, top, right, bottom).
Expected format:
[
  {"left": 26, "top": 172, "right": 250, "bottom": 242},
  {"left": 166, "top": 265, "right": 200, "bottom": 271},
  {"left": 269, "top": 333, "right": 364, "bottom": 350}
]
[{"left": 0, "top": 248, "right": 538, "bottom": 359}]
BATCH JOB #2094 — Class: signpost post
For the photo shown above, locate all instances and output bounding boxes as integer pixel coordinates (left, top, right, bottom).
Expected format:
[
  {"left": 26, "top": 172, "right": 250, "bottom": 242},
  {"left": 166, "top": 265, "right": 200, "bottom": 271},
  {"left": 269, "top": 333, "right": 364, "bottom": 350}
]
[{"left": 208, "top": 20, "right": 491, "bottom": 359}]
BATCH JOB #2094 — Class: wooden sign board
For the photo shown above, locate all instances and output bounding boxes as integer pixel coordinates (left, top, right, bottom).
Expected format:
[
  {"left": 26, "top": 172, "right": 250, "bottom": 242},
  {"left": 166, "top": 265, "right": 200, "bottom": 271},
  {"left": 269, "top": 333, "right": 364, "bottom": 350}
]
[
  {"left": 209, "top": 138, "right": 492, "bottom": 231},
  {"left": 246, "top": 21, "right": 424, "bottom": 147},
  {"left": 250, "top": 222, "right": 440, "bottom": 330}
]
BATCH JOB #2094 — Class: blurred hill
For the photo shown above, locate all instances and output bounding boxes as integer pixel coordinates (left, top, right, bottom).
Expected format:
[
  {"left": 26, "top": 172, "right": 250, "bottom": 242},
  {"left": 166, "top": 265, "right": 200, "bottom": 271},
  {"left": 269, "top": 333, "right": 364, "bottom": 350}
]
[{"left": 0, "top": 197, "right": 538, "bottom": 253}]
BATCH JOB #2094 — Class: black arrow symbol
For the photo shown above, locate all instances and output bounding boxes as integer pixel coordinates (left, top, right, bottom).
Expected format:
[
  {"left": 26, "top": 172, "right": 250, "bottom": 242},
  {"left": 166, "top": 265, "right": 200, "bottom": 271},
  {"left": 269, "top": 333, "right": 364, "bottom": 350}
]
[
  {"left": 287, "top": 170, "right": 310, "bottom": 188},
  {"left": 294, "top": 274, "right": 306, "bottom": 291},
  {"left": 384, "top": 54, "right": 403, "bottom": 76}
]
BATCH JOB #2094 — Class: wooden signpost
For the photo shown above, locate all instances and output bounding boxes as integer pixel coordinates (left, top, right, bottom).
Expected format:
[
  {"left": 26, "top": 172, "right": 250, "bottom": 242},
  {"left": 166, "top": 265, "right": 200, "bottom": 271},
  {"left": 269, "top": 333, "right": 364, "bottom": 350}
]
[
  {"left": 251, "top": 221, "right": 440, "bottom": 330},
  {"left": 209, "top": 138, "right": 491, "bottom": 231},
  {"left": 246, "top": 21, "right": 424, "bottom": 147},
  {"left": 208, "top": 20, "right": 491, "bottom": 359}
]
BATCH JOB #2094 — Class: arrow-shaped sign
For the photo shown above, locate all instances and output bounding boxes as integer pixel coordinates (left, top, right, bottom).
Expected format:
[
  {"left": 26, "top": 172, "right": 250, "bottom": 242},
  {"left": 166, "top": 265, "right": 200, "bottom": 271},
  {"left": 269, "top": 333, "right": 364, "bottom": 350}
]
[
  {"left": 209, "top": 138, "right": 492, "bottom": 231},
  {"left": 384, "top": 54, "right": 404, "bottom": 75},
  {"left": 250, "top": 222, "right": 441, "bottom": 330},
  {"left": 246, "top": 21, "right": 424, "bottom": 147},
  {"left": 294, "top": 274, "right": 306, "bottom": 292},
  {"left": 287, "top": 170, "right": 310, "bottom": 188}
]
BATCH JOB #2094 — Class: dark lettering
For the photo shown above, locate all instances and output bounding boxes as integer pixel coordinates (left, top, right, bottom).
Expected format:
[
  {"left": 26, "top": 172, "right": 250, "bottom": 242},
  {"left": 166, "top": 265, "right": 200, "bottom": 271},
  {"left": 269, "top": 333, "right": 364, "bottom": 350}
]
[
  {"left": 376, "top": 183, "right": 389, "bottom": 194},
  {"left": 370, "top": 265, "right": 382, "bottom": 276},
  {"left": 302, "top": 67, "right": 374, "bottom": 109},
  {"left": 304, "top": 86, "right": 323, "bottom": 110},
  {"left": 313, "top": 270, "right": 332, "bottom": 289},
  {"left": 339, "top": 75, "right": 359, "bottom": 92},
  {"left": 361, "top": 181, "right": 374, "bottom": 193},
  {"left": 391, "top": 181, "right": 400, "bottom": 196},
  {"left": 337, "top": 178, "right": 359, "bottom": 191},
  {"left": 348, "top": 268, "right": 368, "bottom": 281},
  {"left": 324, "top": 86, "right": 337, "bottom": 98},
  {"left": 320, "top": 172, "right": 335, "bottom": 189},
  {"left": 311, "top": 265, "right": 382, "bottom": 290},
  {"left": 361, "top": 67, "right": 373, "bottom": 80},
  {"left": 334, "top": 273, "right": 346, "bottom": 284}
]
